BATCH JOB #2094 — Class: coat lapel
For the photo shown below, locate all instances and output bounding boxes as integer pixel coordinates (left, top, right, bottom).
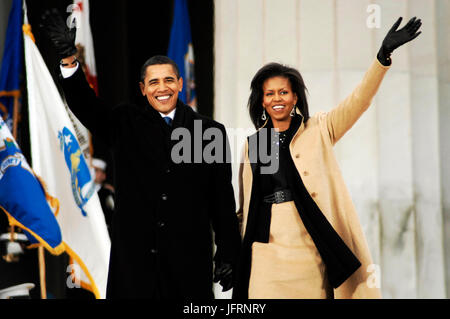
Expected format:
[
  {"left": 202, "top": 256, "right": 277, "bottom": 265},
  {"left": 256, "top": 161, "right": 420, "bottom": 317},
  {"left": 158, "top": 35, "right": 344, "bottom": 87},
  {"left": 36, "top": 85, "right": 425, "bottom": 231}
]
[{"left": 134, "top": 103, "right": 170, "bottom": 173}]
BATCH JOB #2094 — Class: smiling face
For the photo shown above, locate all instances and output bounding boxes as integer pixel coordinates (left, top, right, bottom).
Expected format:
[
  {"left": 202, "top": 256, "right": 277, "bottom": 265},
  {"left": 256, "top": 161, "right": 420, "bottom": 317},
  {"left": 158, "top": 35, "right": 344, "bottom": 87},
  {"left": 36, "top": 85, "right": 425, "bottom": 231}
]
[
  {"left": 262, "top": 76, "right": 298, "bottom": 131},
  {"left": 139, "top": 64, "right": 183, "bottom": 114}
]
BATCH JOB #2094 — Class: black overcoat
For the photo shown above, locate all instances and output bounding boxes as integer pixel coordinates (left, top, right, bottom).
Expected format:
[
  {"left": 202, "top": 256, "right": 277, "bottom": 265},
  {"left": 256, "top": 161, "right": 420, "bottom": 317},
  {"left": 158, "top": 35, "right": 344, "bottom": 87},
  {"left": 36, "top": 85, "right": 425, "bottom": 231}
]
[{"left": 59, "top": 67, "right": 241, "bottom": 299}]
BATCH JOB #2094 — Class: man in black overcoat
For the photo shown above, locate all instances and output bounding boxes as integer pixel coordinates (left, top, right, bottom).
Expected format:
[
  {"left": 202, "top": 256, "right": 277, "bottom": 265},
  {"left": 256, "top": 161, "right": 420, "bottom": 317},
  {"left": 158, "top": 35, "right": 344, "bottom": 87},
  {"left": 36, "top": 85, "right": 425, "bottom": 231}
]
[{"left": 41, "top": 10, "right": 241, "bottom": 299}]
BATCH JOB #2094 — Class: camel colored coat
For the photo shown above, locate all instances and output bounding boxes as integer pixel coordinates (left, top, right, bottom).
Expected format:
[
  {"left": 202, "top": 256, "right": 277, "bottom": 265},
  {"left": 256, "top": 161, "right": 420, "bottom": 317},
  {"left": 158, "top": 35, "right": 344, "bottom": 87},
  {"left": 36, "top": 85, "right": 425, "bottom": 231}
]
[{"left": 238, "top": 58, "right": 390, "bottom": 299}]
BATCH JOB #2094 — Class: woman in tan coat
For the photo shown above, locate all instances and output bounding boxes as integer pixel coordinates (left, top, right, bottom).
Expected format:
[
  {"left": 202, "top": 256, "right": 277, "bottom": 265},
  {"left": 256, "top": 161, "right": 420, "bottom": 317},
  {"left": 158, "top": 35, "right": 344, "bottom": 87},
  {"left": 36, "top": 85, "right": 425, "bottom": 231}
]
[{"left": 234, "top": 17, "right": 422, "bottom": 299}]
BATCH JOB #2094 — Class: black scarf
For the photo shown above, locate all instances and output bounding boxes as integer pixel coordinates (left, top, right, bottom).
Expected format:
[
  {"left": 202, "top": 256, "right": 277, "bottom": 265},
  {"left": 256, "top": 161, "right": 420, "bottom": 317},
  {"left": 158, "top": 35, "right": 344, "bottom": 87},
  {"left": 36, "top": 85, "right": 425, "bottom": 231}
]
[{"left": 233, "top": 115, "right": 361, "bottom": 299}]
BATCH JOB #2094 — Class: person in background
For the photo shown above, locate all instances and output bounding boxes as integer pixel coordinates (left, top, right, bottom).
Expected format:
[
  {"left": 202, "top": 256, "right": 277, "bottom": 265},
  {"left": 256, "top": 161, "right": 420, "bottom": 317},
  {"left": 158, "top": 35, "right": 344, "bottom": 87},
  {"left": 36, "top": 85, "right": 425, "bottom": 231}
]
[{"left": 91, "top": 158, "right": 115, "bottom": 237}]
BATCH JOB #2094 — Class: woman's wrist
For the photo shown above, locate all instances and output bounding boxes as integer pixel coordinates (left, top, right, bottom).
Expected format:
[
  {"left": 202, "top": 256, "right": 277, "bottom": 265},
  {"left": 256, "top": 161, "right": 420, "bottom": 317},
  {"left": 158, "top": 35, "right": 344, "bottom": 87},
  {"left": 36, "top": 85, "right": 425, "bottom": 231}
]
[{"left": 377, "top": 47, "right": 392, "bottom": 66}]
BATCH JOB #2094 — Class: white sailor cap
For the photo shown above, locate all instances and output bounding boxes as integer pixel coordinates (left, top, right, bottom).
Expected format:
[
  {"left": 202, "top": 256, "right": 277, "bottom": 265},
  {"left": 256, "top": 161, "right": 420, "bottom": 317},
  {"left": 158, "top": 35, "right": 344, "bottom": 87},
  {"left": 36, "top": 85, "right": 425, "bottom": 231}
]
[{"left": 92, "top": 158, "right": 107, "bottom": 171}]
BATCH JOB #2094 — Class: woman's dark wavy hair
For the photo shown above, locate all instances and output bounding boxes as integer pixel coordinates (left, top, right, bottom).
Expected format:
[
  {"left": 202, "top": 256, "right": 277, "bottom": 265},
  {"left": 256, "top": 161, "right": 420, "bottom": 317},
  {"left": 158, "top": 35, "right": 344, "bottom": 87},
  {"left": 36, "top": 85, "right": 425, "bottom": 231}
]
[{"left": 248, "top": 62, "right": 309, "bottom": 129}]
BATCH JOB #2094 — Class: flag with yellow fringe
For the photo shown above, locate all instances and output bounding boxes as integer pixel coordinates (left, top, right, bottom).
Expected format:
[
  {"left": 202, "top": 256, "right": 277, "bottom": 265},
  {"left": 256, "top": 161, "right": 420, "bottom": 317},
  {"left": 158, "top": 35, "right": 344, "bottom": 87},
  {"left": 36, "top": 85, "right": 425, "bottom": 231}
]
[
  {"left": 0, "top": 116, "right": 64, "bottom": 255},
  {"left": 23, "top": 5, "right": 110, "bottom": 299}
]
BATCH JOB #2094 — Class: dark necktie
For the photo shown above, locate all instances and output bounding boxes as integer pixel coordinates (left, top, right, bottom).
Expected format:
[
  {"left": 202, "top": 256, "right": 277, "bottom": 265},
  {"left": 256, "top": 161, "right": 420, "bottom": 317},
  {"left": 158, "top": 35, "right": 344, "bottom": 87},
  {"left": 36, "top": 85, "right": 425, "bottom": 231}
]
[{"left": 163, "top": 116, "right": 172, "bottom": 127}]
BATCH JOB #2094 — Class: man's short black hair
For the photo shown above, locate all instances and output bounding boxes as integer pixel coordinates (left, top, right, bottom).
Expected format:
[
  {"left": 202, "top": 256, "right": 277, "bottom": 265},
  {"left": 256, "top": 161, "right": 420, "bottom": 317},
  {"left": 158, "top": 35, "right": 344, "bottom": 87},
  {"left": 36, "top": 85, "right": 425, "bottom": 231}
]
[{"left": 140, "top": 55, "right": 181, "bottom": 82}]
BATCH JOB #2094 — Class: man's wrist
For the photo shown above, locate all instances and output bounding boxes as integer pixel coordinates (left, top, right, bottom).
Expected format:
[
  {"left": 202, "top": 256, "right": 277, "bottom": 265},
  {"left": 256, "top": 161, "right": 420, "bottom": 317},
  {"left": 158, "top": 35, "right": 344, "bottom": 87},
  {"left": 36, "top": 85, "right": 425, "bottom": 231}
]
[{"left": 60, "top": 55, "right": 78, "bottom": 68}]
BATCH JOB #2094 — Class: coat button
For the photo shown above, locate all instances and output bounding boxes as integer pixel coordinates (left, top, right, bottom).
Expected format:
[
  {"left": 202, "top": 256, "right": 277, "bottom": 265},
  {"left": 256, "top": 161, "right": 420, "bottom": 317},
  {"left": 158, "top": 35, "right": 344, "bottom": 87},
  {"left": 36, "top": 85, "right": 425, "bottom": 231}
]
[
  {"left": 150, "top": 248, "right": 158, "bottom": 254},
  {"left": 295, "top": 154, "right": 300, "bottom": 159},
  {"left": 161, "top": 194, "right": 168, "bottom": 201},
  {"left": 311, "top": 192, "right": 317, "bottom": 198},
  {"left": 303, "top": 171, "right": 309, "bottom": 176},
  {"left": 157, "top": 221, "right": 165, "bottom": 228}
]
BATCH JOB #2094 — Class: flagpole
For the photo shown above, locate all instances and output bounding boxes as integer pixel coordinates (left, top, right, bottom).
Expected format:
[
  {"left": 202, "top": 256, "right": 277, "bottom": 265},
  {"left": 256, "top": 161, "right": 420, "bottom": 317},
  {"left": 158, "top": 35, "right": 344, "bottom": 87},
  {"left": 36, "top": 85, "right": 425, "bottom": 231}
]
[
  {"left": 88, "top": 131, "right": 94, "bottom": 158},
  {"left": 38, "top": 246, "right": 47, "bottom": 299},
  {"left": 10, "top": 96, "right": 19, "bottom": 261},
  {"left": 12, "top": 95, "right": 19, "bottom": 141},
  {"left": 22, "top": 0, "right": 48, "bottom": 300}
]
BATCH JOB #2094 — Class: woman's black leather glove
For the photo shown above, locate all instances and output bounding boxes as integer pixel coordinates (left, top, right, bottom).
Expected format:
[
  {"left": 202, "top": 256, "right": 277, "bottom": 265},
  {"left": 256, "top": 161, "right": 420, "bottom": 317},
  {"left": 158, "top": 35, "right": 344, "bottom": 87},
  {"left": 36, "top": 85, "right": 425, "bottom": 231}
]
[
  {"left": 377, "top": 17, "right": 422, "bottom": 66},
  {"left": 213, "top": 261, "right": 233, "bottom": 292},
  {"left": 40, "top": 8, "right": 77, "bottom": 59}
]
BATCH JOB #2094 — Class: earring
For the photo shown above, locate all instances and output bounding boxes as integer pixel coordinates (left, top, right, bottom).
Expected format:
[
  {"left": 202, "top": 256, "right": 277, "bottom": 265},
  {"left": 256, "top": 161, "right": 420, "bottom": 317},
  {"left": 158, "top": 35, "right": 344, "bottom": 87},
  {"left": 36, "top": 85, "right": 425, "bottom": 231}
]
[
  {"left": 290, "top": 105, "right": 296, "bottom": 117},
  {"left": 261, "top": 108, "right": 267, "bottom": 121}
]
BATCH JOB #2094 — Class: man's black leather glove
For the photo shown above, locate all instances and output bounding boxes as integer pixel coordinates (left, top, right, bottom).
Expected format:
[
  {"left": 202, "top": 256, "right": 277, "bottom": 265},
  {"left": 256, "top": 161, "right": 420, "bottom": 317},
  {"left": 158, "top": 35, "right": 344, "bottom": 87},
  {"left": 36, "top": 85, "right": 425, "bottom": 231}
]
[
  {"left": 40, "top": 8, "right": 77, "bottom": 59},
  {"left": 377, "top": 17, "right": 422, "bottom": 66},
  {"left": 213, "top": 261, "right": 233, "bottom": 292}
]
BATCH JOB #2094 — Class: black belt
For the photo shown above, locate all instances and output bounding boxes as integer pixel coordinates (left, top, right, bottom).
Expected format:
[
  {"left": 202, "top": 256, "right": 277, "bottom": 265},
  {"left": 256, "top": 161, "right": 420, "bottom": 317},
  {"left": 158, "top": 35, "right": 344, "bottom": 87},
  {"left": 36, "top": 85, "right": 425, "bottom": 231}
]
[{"left": 263, "top": 189, "right": 293, "bottom": 204}]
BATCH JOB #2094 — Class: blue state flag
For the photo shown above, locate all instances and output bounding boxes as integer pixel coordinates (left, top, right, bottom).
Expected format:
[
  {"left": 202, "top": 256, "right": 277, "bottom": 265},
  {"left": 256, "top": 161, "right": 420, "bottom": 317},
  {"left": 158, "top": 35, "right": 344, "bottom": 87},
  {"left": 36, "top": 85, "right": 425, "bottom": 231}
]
[
  {"left": 0, "top": 0, "right": 23, "bottom": 132},
  {"left": 167, "top": 0, "right": 197, "bottom": 107},
  {"left": 0, "top": 117, "right": 64, "bottom": 255}
]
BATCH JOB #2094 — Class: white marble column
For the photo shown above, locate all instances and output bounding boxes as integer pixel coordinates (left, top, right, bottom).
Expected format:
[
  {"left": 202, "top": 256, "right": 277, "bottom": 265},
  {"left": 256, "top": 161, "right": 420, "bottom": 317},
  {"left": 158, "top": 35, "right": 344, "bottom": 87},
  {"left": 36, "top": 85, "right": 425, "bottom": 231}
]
[
  {"left": 373, "top": 0, "right": 417, "bottom": 299},
  {"left": 436, "top": 0, "right": 450, "bottom": 299},
  {"left": 409, "top": 0, "right": 446, "bottom": 298},
  {"left": 333, "top": 0, "right": 381, "bottom": 270}
]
